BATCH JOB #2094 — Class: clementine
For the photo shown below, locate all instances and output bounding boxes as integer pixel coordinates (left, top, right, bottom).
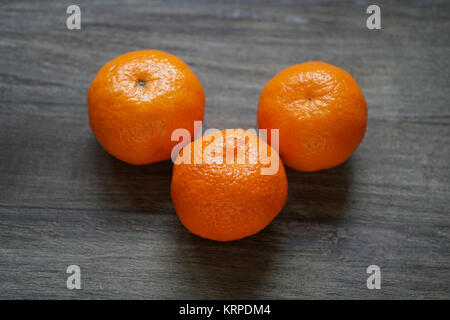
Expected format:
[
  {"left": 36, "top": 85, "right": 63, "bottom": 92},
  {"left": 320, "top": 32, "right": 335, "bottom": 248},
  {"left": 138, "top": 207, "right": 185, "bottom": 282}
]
[
  {"left": 87, "top": 50, "right": 205, "bottom": 165},
  {"left": 171, "top": 129, "right": 288, "bottom": 241},
  {"left": 258, "top": 61, "right": 367, "bottom": 172}
]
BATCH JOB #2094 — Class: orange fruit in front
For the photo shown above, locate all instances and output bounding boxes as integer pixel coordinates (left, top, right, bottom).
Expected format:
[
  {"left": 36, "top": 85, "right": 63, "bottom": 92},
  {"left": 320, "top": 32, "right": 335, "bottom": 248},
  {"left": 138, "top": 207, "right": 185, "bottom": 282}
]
[
  {"left": 258, "top": 61, "right": 367, "bottom": 172},
  {"left": 87, "top": 50, "right": 205, "bottom": 165},
  {"left": 171, "top": 129, "right": 288, "bottom": 241}
]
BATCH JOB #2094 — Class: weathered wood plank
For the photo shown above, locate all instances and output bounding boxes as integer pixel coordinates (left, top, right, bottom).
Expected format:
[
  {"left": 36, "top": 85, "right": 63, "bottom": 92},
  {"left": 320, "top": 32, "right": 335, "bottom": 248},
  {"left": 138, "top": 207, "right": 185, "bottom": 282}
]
[{"left": 0, "top": 0, "right": 449, "bottom": 299}]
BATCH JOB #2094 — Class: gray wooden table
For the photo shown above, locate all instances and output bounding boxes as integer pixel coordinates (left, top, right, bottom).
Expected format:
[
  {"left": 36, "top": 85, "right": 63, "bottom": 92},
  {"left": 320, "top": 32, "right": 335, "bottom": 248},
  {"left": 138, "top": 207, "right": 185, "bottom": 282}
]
[{"left": 0, "top": 0, "right": 449, "bottom": 299}]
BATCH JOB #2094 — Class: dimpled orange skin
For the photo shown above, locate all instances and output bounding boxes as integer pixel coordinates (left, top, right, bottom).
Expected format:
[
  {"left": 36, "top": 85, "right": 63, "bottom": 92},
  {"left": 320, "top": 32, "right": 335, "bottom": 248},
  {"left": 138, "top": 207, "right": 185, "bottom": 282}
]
[
  {"left": 258, "top": 61, "right": 367, "bottom": 172},
  {"left": 171, "top": 129, "right": 288, "bottom": 241},
  {"left": 88, "top": 50, "right": 205, "bottom": 165}
]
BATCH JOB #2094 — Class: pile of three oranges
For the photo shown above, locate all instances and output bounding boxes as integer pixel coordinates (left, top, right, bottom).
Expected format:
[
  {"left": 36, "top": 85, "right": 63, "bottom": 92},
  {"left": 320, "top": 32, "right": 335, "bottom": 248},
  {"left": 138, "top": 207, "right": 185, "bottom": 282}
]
[{"left": 88, "top": 50, "right": 367, "bottom": 241}]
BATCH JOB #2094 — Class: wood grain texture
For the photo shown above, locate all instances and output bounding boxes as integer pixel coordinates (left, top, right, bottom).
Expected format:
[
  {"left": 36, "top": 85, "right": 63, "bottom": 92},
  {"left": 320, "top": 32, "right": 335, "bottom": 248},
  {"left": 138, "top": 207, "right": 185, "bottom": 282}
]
[{"left": 0, "top": 0, "right": 449, "bottom": 299}]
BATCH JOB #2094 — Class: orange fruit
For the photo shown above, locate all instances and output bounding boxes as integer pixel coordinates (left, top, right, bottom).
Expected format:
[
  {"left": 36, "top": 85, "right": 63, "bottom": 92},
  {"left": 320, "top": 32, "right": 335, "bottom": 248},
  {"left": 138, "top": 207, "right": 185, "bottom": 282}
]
[
  {"left": 171, "top": 129, "right": 288, "bottom": 241},
  {"left": 87, "top": 50, "right": 205, "bottom": 165},
  {"left": 258, "top": 61, "right": 367, "bottom": 172}
]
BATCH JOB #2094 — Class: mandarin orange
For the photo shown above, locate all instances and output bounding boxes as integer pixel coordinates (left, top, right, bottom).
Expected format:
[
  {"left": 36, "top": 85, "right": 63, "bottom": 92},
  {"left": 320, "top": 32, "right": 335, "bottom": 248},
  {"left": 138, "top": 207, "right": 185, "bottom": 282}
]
[
  {"left": 258, "top": 61, "right": 367, "bottom": 172},
  {"left": 171, "top": 129, "right": 288, "bottom": 241},
  {"left": 88, "top": 50, "right": 205, "bottom": 165}
]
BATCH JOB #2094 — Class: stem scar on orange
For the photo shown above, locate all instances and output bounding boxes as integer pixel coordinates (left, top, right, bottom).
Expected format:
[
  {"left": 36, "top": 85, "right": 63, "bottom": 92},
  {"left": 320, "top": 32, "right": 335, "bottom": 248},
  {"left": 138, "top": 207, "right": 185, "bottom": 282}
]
[
  {"left": 258, "top": 61, "right": 367, "bottom": 172},
  {"left": 87, "top": 50, "right": 205, "bottom": 165},
  {"left": 171, "top": 129, "right": 288, "bottom": 241}
]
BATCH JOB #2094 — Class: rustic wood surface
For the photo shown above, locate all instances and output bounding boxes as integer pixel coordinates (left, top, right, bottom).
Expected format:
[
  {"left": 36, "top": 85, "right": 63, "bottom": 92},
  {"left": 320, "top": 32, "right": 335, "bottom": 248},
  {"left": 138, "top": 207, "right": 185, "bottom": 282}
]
[{"left": 0, "top": 0, "right": 449, "bottom": 299}]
